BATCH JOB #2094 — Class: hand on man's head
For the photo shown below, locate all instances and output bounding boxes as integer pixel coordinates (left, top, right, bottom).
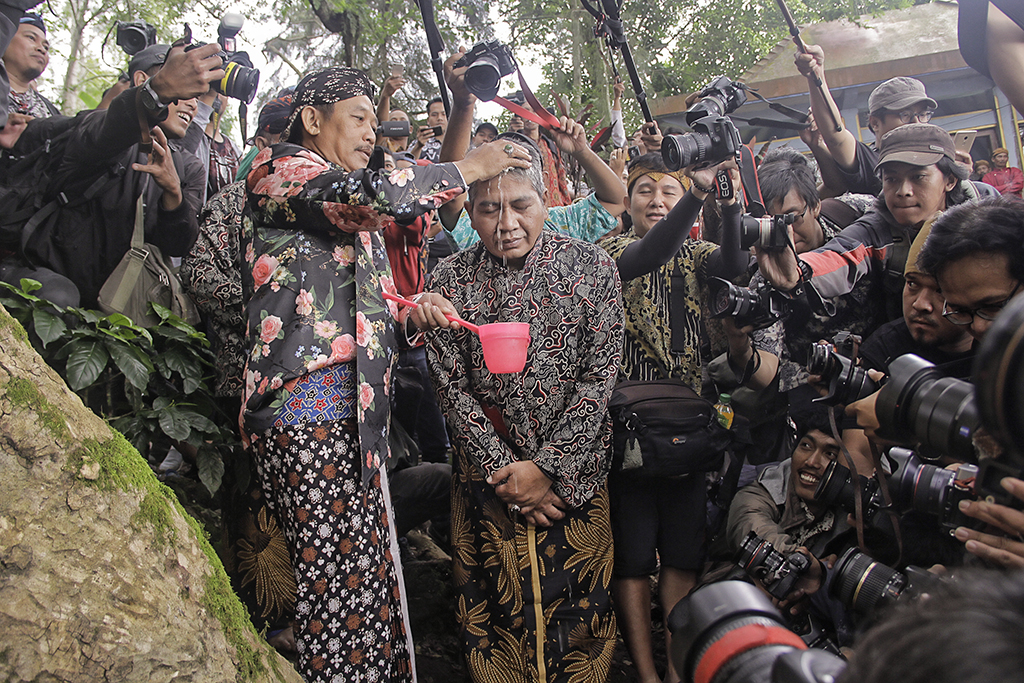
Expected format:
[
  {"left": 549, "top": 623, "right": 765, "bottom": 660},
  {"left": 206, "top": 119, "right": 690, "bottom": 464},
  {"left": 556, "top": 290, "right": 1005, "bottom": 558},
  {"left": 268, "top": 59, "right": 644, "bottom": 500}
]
[{"left": 150, "top": 43, "right": 225, "bottom": 103}]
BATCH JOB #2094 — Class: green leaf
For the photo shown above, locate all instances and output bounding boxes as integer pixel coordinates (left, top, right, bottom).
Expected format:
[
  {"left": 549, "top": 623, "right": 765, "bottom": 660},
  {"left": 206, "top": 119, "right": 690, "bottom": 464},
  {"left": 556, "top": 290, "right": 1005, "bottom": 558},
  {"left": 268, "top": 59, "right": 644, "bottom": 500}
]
[
  {"left": 196, "top": 445, "right": 226, "bottom": 496},
  {"left": 150, "top": 302, "right": 173, "bottom": 321},
  {"left": 31, "top": 309, "right": 67, "bottom": 346},
  {"left": 65, "top": 340, "right": 110, "bottom": 390},
  {"left": 106, "top": 339, "right": 154, "bottom": 391},
  {"left": 158, "top": 407, "right": 192, "bottom": 441},
  {"left": 17, "top": 278, "right": 41, "bottom": 294}
]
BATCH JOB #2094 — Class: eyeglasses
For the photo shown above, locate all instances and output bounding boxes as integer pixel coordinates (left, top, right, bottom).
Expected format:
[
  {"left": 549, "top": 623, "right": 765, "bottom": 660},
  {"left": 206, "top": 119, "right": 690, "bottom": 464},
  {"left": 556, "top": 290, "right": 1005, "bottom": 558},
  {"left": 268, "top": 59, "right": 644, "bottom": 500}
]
[
  {"left": 790, "top": 204, "right": 809, "bottom": 222},
  {"left": 896, "top": 109, "right": 935, "bottom": 124},
  {"left": 942, "top": 282, "right": 1021, "bottom": 326}
]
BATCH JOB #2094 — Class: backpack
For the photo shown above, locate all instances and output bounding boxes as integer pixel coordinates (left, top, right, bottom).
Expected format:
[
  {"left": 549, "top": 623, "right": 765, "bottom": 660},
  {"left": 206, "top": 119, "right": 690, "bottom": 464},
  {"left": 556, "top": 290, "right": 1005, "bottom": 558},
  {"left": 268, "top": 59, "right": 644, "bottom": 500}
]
[{"left": 0, "top": 116, "right": 121, "bottom": 260}]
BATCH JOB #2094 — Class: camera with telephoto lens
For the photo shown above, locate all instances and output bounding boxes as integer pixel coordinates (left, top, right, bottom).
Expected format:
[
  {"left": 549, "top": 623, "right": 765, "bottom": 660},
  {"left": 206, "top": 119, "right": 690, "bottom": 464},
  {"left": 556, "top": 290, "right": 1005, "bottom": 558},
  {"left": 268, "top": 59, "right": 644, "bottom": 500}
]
[
  {"left": 661, "top": 76, "right": 745, "bottom": 170},
  {"left": 453, "top": 39, "right": 517, "bottom": 101},
  {"left": 813, "top": 459, "right": 891, "bottom": 533},
  {"left": 972, "top": 292, "right": 1024, "bottom": 507},
  {"left": 180, "top": 15, "right": 260, "bottom": 104},
  {"left": 735, "top": 532, "right": 811, "bottom": 601},
  {"left": 806, "top": 341, "right": 879, "bottom": 406},
  {"left": 886, "top": 447, "right": 979, "bottom": 536},
  {"left": 669, "top": 581, "right": 847, "bottom": 683},
  {"left": 377, "top": 120, "right": 410, "bottom": 138},
  {"left": 707, "top": 277, "right": 790, "bottom": 331},
  {"left": 740, "top": 213, "right": 796, "bottom": 250},
  {"left": 875, "top": 353, "right": 980, "bottom": 464},
  {"left": 830, "top": 547, "right": 941, "bottom": 616},
  {"left": 814, "top": 448, "right": 979, "bottom": 536},
  {"left": 116, "top": 20, "right": 157, "bottom": 56}
]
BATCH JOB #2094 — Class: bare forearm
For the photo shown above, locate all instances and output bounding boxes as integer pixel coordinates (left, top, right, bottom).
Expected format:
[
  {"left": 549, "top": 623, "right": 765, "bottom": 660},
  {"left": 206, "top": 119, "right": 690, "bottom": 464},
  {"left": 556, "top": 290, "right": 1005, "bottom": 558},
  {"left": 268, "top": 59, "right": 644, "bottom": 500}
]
[
  {"left": 577, "top": 145, "right": 626, "bottom": 215},
  {"left": 807, "top": 78, "right": 858, "bottom": 171},
  {"left": 440, "top": 97, "right": 475, "bottom": 163}
]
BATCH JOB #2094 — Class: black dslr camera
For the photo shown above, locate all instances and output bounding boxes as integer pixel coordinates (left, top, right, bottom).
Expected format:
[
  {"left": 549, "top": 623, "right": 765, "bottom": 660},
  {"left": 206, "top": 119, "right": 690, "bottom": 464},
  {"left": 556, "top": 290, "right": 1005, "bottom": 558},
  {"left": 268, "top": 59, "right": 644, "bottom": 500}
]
[
  {"left": 830, "top": 547, "right": 941, "bottom": 616},
  {"left": 740, "top": 213, "right": 795, "bottom": 250},
  {"left": 806, "top": 340, "right": 879, "bottom": 405},
  {"left": 661, "top": 76, "right": 745, "bottom": 170},
  {"left": 180, "top": 15, "right": 260, "bottom": 104},
  {"left": 116, "top": 20, "right": 157, "bottom": 56},
  {"left": 453, "top": 39, "right": 517, "bottom": 101},
  {"left": 735, "top": 532, "right": 811, "bottom": 600},
  {"left": 670, "top": 581, "right": 847, "bottom": 683},
  {"left": 707, "top": 277, "right": 790, "bottom": 331}
]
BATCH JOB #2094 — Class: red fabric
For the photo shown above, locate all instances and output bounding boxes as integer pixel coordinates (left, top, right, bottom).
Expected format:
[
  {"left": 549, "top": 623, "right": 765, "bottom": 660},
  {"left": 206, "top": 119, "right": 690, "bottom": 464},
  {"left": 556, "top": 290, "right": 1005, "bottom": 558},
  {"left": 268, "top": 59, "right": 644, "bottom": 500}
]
[
  {"left": 382, "top": 215, "right": 428, "bottom": 297},
  {"left": 538, "top": 139, "right": 571, "bottom": 207},
  {"left": 982, "top": 166, "right": 1024, "bottom": 197}
]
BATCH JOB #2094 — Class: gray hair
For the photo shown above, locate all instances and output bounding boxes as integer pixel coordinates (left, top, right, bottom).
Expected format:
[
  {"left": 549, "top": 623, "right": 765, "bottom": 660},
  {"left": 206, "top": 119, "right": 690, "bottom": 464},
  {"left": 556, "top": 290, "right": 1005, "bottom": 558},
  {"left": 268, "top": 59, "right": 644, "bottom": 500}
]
[{"left": 467, "top": 132, "right": 545, "bottom": 204}]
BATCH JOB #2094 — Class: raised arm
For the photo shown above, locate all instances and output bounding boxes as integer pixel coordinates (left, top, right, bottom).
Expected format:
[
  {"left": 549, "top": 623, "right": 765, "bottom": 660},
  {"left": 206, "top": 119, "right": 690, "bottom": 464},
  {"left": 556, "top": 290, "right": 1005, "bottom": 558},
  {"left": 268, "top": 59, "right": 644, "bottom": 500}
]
[
  {"left": 438, "top": 48, "right": 476, "bottom": 231},
  {"left": 794, "top": 45, "right": 859, "bottom": 172}
]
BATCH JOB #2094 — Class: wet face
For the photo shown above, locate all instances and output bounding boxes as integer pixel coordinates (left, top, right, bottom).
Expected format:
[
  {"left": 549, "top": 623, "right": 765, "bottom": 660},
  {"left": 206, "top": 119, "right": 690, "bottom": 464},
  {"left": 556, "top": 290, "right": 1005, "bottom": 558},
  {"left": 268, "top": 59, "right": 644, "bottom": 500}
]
[
  {"left": 902, "top": 271, "right": 971, "bottom": 350},
  {"left": 790, "top": 429, "right": 841, "bottom": 504},
  {"left": 302, "top": 95, "right": 377, "bottom": 171},
  {"left": 467, "top": 173, "right": 547, "bottom": 269},
  {"left": 993, "top": 152, "right": 1010, "bottom": 169},
  {"left": 158, "top": 97, "right": 197, "bottom": 139},
  {"left": 880, "top": 162, "right": 956, "bottom": 227},
  {"left": 768, "top": 188, "right": 823, "bottom": 253},
  {"left": 4, "top": 24, "right": 49, "bottom": 83},
  {"left": 625, "top": 174, "right": 685, "bottom": 237},
  {"left": 426, "top": 101, "right": 447, "bottom": 135},
  {"left": 937, "top": 253, "right": 1019, "bottom": 340}
]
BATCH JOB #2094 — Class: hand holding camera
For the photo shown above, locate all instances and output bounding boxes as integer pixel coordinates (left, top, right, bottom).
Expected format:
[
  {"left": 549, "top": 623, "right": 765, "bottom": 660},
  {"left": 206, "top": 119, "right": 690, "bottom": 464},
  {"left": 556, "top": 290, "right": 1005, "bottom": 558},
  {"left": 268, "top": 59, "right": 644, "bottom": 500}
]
[{"left": 150, "top": 42, "right": 225, "bottom": 104}]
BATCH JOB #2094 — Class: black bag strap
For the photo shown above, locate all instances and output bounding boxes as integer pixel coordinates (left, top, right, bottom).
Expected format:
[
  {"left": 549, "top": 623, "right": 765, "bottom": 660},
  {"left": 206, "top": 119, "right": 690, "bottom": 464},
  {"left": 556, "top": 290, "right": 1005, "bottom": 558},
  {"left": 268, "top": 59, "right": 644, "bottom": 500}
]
[{"left": 20, "top": 170, "right": 121, "bottom": 264}]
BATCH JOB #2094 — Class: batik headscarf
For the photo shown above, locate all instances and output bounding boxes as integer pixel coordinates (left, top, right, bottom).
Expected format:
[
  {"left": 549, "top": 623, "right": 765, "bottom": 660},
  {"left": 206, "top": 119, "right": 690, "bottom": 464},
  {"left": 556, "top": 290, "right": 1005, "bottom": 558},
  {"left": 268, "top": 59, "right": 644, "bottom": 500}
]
[
  {"left": 285, "top": 67, "right": 376, "bottom": 141},
  {"left": 626, "top": 161, "right": 690, "bottom": 195}
]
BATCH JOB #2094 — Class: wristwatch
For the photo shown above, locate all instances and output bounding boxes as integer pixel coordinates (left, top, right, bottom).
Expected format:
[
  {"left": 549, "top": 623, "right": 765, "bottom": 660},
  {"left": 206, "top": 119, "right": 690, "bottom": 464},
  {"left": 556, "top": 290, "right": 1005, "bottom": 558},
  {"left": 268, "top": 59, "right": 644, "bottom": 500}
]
[{"left": 139, "top": 78, "right": 170, "bottom": 120}]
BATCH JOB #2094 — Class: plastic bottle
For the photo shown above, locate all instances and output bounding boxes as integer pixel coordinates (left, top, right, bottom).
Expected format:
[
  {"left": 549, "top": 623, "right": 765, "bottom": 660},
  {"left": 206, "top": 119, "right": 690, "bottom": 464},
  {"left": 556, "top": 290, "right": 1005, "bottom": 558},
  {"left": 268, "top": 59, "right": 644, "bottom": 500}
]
[{"left": 715, "top": 393, "right": 734, "bottom": 429}]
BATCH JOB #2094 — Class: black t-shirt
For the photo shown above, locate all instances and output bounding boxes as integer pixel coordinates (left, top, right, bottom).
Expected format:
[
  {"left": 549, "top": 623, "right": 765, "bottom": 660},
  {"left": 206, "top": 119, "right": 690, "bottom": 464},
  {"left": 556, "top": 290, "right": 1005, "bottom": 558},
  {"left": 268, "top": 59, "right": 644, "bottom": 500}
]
[
  {"left": 837, "top": 141, "right": 882, "bottom": 196},
  {"left": 858, "top": 318, "right": 975, "bottom": 377}
]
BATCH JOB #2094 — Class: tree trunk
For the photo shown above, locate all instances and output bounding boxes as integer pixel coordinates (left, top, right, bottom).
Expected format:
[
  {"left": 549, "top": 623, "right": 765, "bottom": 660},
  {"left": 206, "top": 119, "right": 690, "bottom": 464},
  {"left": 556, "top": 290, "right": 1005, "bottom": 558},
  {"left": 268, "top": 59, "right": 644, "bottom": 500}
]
[{"left": 0, "top": 304, "right": 301, "bottom": 683}]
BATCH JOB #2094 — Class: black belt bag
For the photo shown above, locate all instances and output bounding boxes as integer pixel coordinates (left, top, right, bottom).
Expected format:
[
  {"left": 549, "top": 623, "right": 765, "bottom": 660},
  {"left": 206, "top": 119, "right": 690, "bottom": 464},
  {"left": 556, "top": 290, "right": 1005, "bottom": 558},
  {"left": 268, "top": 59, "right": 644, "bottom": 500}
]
[{"left": 609, "top": 379, "right": 733, "bottom": 477}]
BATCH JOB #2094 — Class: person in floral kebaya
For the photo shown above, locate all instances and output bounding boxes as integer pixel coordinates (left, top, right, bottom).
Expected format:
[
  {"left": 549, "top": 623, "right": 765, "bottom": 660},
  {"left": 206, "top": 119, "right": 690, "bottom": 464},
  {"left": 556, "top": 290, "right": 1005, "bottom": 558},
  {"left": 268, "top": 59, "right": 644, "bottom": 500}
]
[{"left": 239, "top": 66, "right": 531, "bottom": 683}]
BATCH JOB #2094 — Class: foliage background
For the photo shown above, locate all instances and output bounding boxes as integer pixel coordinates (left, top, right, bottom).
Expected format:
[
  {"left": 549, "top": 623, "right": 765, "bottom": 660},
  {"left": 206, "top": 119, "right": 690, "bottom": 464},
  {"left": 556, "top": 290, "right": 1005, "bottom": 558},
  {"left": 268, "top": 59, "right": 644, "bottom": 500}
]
[{"left": 38, "top": 0, "right": 918, "bottom": 140}]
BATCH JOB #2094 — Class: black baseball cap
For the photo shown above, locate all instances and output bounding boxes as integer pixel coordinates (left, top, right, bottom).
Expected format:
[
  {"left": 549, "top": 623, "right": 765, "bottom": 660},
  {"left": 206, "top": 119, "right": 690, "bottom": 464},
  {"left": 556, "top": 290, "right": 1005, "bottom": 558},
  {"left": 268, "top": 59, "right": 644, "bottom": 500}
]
[{"left": 127, "top": 44, "right": 169, "bottom": 79}]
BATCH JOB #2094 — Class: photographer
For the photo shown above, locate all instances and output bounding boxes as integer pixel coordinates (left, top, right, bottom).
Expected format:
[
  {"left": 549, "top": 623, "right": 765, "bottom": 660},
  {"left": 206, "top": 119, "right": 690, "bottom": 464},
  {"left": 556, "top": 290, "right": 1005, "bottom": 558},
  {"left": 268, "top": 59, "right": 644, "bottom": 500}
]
[
  {"left": 710, "top": 149, "right": 874, "bottom": 457},
  {"left": 0, "top": 42, "right": 219, "bottom": 307},
  {"left": 599, "top": 152, "right": 745, "bottom": 683},
  {"left": 409, "top": 95, "right": 446, "bottom": 162},
  {"left": 845, "top": 197, "right": 1024, "bottom": 566},
  {"left": 756, "top": 124, "right": 981, "bottom": 326}
]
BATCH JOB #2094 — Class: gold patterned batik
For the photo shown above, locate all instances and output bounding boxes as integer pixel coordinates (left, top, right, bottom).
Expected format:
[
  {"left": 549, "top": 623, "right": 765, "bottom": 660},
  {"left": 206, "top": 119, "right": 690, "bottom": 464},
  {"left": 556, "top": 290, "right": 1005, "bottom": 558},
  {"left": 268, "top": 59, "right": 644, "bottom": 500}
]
[{"left": 451, "top": 448, "right": 617, "bottom": 683}]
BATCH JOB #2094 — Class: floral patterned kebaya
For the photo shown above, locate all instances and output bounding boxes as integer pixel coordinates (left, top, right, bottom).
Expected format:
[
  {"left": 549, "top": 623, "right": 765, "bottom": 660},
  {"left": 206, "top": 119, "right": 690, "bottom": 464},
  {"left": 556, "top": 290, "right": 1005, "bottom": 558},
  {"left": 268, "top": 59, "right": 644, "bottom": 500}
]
[{"left": 239, "top": 142, "right": 467, "bottom": 485}]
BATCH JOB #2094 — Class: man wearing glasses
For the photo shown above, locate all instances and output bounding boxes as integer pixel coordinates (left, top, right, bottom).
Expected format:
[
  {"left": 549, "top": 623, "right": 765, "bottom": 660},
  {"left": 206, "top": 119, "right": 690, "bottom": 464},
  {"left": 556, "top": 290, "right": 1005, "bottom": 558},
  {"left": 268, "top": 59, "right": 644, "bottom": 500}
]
[
  {"left": 795, "top": 43, "right": 940, "bottom": 197},
  {"left": 918, "top": 195, "right": 1024, "bottom": 341},
  {"left": 757, "top": 124, "right": 984, "bottom": 326}
]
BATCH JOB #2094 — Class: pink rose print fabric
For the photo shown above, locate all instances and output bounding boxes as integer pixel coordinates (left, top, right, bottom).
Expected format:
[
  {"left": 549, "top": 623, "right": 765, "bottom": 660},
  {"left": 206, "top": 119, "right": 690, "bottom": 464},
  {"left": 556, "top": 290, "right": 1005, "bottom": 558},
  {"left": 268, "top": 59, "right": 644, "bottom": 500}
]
[{"left": 239, "top": 142, "right": 467, "bottom": 489}]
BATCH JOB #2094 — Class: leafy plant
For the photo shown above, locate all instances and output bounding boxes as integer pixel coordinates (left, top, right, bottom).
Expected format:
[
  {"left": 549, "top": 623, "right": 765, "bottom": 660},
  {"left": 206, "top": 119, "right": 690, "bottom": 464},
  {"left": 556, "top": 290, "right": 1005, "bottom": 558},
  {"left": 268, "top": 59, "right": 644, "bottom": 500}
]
[{"left": 1, "top": 279, "right": 237, "bottom": 496}]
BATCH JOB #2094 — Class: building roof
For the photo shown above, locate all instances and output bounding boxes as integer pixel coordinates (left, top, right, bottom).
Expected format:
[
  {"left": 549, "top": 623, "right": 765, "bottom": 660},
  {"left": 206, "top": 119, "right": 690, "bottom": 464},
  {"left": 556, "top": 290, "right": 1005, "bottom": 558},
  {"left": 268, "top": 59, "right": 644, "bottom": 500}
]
[{"left": 652, "top": 1, "right": 969, "bottom": 118}]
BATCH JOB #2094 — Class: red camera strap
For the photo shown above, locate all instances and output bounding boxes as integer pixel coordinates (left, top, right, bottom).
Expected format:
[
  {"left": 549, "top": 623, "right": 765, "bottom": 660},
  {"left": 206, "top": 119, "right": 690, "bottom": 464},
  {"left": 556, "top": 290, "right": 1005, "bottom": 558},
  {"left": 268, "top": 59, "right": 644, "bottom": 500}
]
[
  {"left": 492, "top": 70, "right": 563, "bottom": 131},
  {"left": 693, "top": 623, "right": 806, "bottom": 683}
]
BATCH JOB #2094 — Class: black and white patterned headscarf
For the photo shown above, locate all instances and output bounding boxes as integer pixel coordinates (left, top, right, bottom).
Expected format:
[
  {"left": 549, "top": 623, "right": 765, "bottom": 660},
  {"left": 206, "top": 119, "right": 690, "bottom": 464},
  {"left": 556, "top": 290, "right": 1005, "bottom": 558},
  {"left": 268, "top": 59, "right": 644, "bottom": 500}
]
[{"left": 285, "top": 67, "right": 376, "bottom": 141}]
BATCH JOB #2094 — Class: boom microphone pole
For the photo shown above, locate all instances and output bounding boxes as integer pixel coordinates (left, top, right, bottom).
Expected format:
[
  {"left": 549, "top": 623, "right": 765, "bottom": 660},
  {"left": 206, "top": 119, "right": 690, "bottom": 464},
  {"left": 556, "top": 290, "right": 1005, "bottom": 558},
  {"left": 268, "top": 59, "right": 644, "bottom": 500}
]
[
  {"left": 773, "top": 0, "right": 842, "bottom": 132},
  {"left": 414, "top": 0, "right": 451, "bottom": 116},
  {"left": 580, "top": 0, "right": 654, "bottom": 122}
]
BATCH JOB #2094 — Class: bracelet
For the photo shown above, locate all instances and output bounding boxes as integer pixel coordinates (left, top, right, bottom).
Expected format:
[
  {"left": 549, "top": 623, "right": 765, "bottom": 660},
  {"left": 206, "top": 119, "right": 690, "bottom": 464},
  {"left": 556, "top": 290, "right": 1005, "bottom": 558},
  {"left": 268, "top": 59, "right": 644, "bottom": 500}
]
[{"left": 691, "top": 181, "right": 715, "bottom": 195}]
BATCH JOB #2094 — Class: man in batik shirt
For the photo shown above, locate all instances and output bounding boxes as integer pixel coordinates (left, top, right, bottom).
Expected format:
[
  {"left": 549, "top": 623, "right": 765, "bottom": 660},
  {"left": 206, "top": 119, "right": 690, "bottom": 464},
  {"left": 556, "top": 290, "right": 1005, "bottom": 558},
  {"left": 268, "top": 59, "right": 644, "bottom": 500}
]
[
  {"left": 412, "top": 131, "right": 625, "bottom": 683},
  {"left": 240, "top": 67, "right": 531, "bottom": 683}
]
